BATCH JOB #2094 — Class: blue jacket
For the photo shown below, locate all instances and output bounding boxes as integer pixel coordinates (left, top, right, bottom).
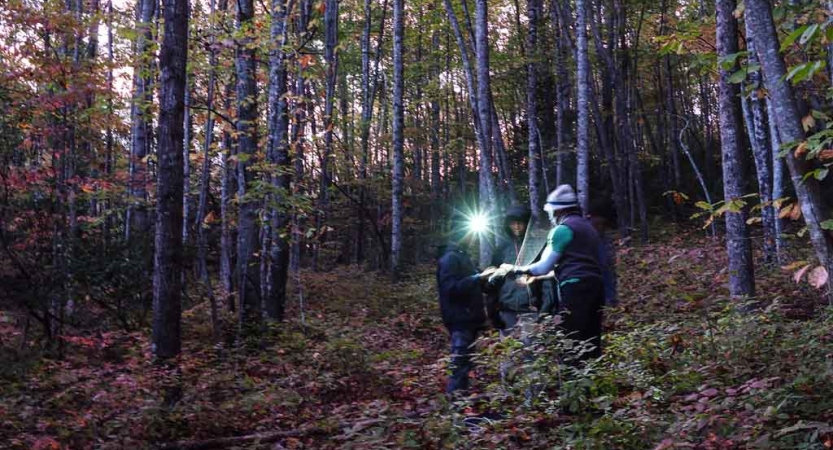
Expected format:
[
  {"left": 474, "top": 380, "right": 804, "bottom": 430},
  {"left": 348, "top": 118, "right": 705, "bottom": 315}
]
[{"left": 436, "top": 244, "right": 487, "bottom": 331}]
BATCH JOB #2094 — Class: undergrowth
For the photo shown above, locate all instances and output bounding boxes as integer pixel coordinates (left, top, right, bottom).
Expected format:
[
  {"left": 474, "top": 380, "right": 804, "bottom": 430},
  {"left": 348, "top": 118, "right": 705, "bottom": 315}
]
[{"left": 0, "top": 232, "right": 831, "bottom": 449}]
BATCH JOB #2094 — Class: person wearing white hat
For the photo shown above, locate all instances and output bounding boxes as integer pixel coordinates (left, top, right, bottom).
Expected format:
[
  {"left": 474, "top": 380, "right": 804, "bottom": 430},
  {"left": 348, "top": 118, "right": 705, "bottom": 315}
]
[{"left": 501, "top": 184, "right": 605, "bottom": 359}]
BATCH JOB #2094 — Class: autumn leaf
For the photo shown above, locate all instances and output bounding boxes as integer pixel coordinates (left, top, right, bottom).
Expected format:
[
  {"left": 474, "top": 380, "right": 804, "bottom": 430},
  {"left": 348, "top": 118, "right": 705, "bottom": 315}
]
[
  {"left": 807, "top": 266, "right": 829, "bottom": 289},
  {"left": 794, "top": 141, "right": 808, "bottom": 158},
  {"left": 790, "top": 203, "right": 802, "bottom": 221},
  {"left": 793, "top": 264, "right": 811, "bottom": 283},
  {"left": 801, "top": 114, "right": 816, "bottom": 132},
  {"left": 819, "top": 149, "right": 833, "bottom": 161},
  {"left": 299, "top": 54, "right": 315, "bottom": 68}
]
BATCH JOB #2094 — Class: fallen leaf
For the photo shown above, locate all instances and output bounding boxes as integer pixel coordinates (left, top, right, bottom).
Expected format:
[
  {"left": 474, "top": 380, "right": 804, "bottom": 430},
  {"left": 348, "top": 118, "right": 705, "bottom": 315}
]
[
  {"left": 808, "top": 266, "right": 829, "bottom": 289},
  {"left": 794, "top": 264, "right": 811, "bottom": 283}
]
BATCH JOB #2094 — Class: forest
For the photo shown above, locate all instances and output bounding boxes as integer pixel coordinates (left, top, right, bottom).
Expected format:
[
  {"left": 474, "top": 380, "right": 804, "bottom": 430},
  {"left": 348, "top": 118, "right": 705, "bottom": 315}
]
[{"left": 1, "top": 0, "right": 832, "bottom": 447}]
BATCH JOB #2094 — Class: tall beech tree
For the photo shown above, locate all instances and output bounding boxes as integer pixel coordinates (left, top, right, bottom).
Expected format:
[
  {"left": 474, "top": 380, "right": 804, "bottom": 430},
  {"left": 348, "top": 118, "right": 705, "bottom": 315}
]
[
  {"left": 716, "top": 0, "right": 755, "bottom": 298},
  {"left": 234, "top": 0, "right": 261, "bottom": 324},
  {"left": 746, "top": 0, "right": 833, "bottom": 301},
  {"left": 390, "top": 0, "right": 404, "bottom": 280},
  {"left": 152, "top": 0, "right": 188, "bottom": 359}
]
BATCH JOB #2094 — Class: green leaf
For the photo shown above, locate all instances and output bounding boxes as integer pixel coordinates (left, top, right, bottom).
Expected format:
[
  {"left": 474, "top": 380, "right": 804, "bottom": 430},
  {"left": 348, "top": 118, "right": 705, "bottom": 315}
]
[
  {"left": 820, "top": 220, "right": 833, "bottom": 230},
  {"left": 799, "top": 24, "right": 820, "bottom": 46},
  {"left": 786, "top": 60, "right": 826, "bottom": 84},
  {"left": 728, "top": 68, "right": 748, "bottom": 84},
  {"left": 719, "top": 51, "right": 747, "bottom": 70},
  {"left": 780, "top": 25, "right": 808, "bottom": 51}
]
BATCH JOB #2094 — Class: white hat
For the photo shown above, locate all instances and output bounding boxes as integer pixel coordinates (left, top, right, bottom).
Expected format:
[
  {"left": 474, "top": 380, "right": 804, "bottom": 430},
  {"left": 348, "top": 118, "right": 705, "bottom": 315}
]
[{"left": 543, "top": 184, "right": 578, "bottom": 213}]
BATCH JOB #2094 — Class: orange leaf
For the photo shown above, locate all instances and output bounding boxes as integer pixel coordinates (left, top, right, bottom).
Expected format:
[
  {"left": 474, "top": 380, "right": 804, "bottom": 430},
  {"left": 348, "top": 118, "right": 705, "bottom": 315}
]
[
  {"left": 778, "top": 204, "right": 794, "bottom": 219},
  {"left": 793, "top": 264, "right": 811, "bottom": 284},
  {"left": 808, "top": 266, "right": 829, "bottom": 289},
  {"left": 819, "top": 149, "right": 833, "bottom": 161},
  {"left": 789, "top": 202, "right": 802, "bottom": 221},
  {"left": 794, "top": 141, "right": 808, "bottom": 158},
  {"left": 801, "top": 114, "right": 816, "bottom": 132},
  {"left": 299, "top": 54, "right": 314, "bottom": 68}
]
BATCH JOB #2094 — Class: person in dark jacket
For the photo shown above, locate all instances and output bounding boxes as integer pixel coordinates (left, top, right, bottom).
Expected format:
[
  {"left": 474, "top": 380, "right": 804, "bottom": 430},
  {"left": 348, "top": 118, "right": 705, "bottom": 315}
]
[
  {"left": 436, "top": 213, "right": 496, "bottom": 393},
  {"left": 488, "top": 205, "right": 540, "bottom": 333},
  {"left": 502, "top": 185, "right": 604, "bottom": 359},
  {"left": 587, "top": 198, "right": 618, "bottom": 307}
]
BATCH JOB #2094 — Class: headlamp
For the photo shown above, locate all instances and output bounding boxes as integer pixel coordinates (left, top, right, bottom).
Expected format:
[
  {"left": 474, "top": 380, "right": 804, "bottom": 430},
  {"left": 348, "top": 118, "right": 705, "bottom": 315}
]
[{"left": 468, "top": 212, "right": 490, "bottom": 235}]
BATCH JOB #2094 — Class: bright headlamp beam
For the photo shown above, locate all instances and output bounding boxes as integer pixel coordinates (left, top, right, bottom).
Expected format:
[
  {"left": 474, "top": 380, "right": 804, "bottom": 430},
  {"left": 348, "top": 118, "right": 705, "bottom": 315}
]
[{"left": 468, "top": 213, "right": 489, "bottom": 234}]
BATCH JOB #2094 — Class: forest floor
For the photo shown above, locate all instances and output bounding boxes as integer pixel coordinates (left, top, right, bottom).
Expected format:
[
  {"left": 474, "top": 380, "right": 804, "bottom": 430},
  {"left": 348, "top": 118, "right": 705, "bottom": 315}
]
[{"left": 2, "top": 227, "right": 833, "bottom": 449}]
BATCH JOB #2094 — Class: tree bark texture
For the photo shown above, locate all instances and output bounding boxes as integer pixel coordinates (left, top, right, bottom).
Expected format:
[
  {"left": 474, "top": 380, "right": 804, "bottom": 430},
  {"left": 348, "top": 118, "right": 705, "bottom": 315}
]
[
  {"left": 390, "top": 0, "right": 404, "bottom": 280},
  {"left": 527, "top": 0, "right": 542, "bottom": 217},
  {"left": 235, "top": 0, "right": 261, "bottom": 324},
  {"left": 746, "top": 0, "right": 833, "bottom": 298},
  {"left": 717, "top": 0, "right": 755, "bottom": 297},
  {"left": 575, "top": 0, "right": 590, "bottom": 213},
  {"left": 152, "top": 0, "right": 188, "bottom": 359},
  {"left": 475, "top": 0, "right": 496, "bottom": 266},
  {"left": 127, "top": 0, "right": 156, "bottom": 239}
]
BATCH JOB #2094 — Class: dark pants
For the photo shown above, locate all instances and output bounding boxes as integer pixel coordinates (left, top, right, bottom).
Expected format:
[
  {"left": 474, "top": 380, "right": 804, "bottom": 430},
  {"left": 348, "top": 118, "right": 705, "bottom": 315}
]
[
  {"left": 447, "top": 328, "right": 477, "bottom": 393},
  {"left": 558, "top": 279, "right": 604, "bottom": 359}
]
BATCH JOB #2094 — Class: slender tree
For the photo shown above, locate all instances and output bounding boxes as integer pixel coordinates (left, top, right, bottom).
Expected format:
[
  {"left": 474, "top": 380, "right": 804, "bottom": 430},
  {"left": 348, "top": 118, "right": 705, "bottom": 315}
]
[
  {"left": 746, "top": 0, "right": 833, "bottom": 300},
  {"left": 152, "top": 0, "right": 188, "bottom": 358},
  {"left": 235, "top": 0, "right": 261, "bottom": 324},
  {"left": 475, "top": 0, "right": 497, "bottom": 265},
  {"left": 716, "top": 0, "right": 755, "bottom": 297},
  {"left": 390, "top": 0, "right": 404, "bottom": 280},
  {"left": 126, "top": 0, "right": 156, "bottom": 239},
  {"left": 575, "top": 0, "right": 589, "bottom": 213},
  {"left": 527, "top": 0, "right": 542, "bottom": 217}
]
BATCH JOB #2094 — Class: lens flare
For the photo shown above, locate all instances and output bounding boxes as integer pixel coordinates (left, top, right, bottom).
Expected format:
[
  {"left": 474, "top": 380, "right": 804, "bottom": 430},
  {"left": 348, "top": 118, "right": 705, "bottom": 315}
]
[{"left": 468, "top": 212, "right": 489, "bottom": 235}]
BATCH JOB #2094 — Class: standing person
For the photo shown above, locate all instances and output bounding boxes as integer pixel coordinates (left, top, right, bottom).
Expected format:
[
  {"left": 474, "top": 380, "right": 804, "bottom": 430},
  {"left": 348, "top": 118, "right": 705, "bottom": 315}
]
[
  {"left": 436, "top": 212, "right": 496, "bottom": 394},
  {"left": 587, "top": 199, "right": 618, "bottom": 307},
  {"left": 502, "top": 185, "right": 604, "bottom": 359},
  {"left": 488, "top": 205, "right": 539, "bottom": 333}
]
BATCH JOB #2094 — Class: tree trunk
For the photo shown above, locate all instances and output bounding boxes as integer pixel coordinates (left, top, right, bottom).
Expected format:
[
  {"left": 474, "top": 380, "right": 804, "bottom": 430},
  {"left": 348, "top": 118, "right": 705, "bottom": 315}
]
[
  {"left": 127, "top": 0, "right": 156, "bottom": 239},
  {"left": 527, "top": 0, "right": 542, "bottom": 218},
  {"left": 152, "top": 0, "right": 188, "bottom": 359},
  {"left": 575, "top": 0, "right": 590, "bottom": 213},
  {"left": 742, "top": 23, "right": 777, "bottom": 264},
  {"left": 475, "top": 0, "right": 497, "bottom": 266},
  {"left": 767, "top": 99, "right": 786, "bottom": 263},
  {"left": 235, "top": 0, "right": 261, "bottom": 325},
  {"left": 262, "top": 0, "right": 292, "bottom": 321},
  {"left": 196, "top": 0, "right": 219, "bottom": 338},
  {"left": 746, "top": 0, "right": 833, "bottom": 300},
  {"left": 390, "top": 0, "right": 404, "bottom": 280},
  {"left": 717, "top": 0, "right": 755, "bottom": 297},
  {"left": 314, "top": 0, "right": 338, "bottom": 272},
  {"left": 431, "top": 29, "right": 442, "bottom": 232}
]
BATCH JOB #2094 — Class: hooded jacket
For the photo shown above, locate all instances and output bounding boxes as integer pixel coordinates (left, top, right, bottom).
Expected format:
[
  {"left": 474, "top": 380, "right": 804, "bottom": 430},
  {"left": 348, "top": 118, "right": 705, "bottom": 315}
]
[
  {"left": 436, "top": 243, "right": 487, "bottom": 331},
  {"left": 489, "top": 206, "right": 542, "bottom": 314}
]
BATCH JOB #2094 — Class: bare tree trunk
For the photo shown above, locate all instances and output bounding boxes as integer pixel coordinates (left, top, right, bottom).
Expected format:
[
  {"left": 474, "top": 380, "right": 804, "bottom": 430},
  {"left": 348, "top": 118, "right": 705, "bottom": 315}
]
[
  {"left": 475, "top": 0, "right": 497, "bottom": 266},
  {"left": 196, "top": 0, "right": 220, "bottom": 338},
  {"left": 431, "top": 28, "right": 442, "bottom": 232},
  {"left": 527, "top": 0, "right": 542, "bottom": 219},
  {"left": 314, "top": 0, "right": 338, "bottom": 272},
  {"left": 767, "top": 99, "right": 786, "bottom": 263},
  {"left": 182, "top": 72, "right": 192, "bottom": 245},
  {"left": 127, "top": 0, "right": 156, "bottom": 239},
  {"left": 575, "top": 0, "right": 590, "bottom": 213},
  {"left": 263, "top": 0, "right": 293, "bottom": 321},
  {"left": 742, "top": 23, "right": 777, "bottom": 264},
  {"left": 235, "top": 0, "right": 261, "bottom": 325},
  {"left": 153, "top": 0, "right": 188, "bottom": 358},
  {"left": 747, "top": 0, "right": 833, "bottom": 301},
  {"left": 390, "top": 0, "right": 404, "bottom": 280},
  {"left": 717, "top": 0, "right": 755, "bottom": 297}
]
